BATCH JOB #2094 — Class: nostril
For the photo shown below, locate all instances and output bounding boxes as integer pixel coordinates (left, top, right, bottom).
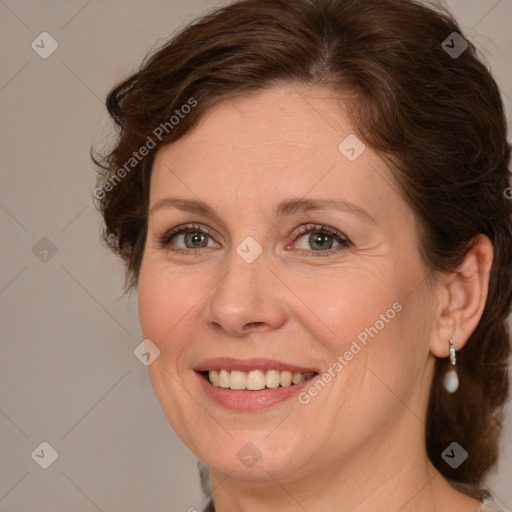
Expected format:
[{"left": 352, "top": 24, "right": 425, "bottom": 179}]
[{"left": 245, "top": 322, "right": 265, "bottom": 329}]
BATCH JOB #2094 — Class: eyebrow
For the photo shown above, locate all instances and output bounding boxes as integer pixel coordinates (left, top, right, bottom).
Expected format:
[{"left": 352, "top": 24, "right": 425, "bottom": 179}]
[{"left": 149, "top": 197, "right": 377, "bottom": 224}]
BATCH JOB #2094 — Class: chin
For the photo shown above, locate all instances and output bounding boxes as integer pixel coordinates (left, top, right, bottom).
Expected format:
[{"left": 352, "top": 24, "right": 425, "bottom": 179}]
[
  {"left": 191, "top": 429, "right": 313, "bottom": 483},
  {"left": 206, "top": 452, "right": 302, "bottom": 483}
]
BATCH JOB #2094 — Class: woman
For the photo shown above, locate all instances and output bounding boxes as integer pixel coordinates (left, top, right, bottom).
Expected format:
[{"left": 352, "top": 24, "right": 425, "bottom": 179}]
[{"left": 93, "top": 0, "right": 512, "bottom": 510}]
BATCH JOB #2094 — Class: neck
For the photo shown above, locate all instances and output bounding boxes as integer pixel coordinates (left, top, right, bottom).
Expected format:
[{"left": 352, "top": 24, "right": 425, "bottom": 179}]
[{"left": 208, "top": 413, "right": 481, "bottom": 512}]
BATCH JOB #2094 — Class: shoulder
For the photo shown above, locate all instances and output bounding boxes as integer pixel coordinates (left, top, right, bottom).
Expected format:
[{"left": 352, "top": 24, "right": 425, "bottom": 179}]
[
  {"left": 480, "top": 493, "right": 504, "bottom": 512},
  {"left": 202, "top": 500, "right": 215, "bottom": 512},
  {"left": 448, "top": 480, "right": 504, "bottom": 512}
]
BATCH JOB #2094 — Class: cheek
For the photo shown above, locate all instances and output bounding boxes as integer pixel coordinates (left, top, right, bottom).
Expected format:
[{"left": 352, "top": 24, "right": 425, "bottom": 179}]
[
  {"left": 288, "top": 262, "right": 402, "bottom": 355},
  {"left": 137, "top": 259, "right": 202, "bottom": 347},
  {"left": 137, "top": 261, "right": 205, "bottom": 442},
  {"left": 137, "top": 270, "right": 171, "bottom": 344},
  {"left": 297, "top": 257, "right": 431, "bottom": 409},
  {"left": 137, "top": 271, "right": 192, "bottom": 391},
  {"left": 332, "top": 279, "right": 436, "bottom": 425}
]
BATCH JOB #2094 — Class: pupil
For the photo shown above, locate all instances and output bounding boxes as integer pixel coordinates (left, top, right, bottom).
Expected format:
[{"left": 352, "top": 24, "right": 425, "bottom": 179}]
[
  {"left": 185, "top": 232, "right": 207, "bottom": 247},
  {"left": 309, "top": 233, "right": 333, "bottom": 250}
]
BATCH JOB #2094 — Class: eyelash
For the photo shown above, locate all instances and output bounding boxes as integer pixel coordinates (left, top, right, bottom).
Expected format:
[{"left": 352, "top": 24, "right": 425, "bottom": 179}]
[{"left": 157, "top": 223, "right": 352, "bottom": 257}]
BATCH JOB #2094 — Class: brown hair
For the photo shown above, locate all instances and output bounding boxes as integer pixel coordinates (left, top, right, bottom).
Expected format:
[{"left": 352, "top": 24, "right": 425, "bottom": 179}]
[{"left": 93, "top": 0, "right": 512, "bottom": 486}]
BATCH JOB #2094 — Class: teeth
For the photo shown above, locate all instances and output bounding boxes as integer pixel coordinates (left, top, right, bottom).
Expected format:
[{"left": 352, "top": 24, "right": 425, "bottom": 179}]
[
  {"left": 209, "top": 369, "right": 220, "bottom": 386},
  {"left": 247, "top": 370, "right": 266, "bottom": 390},
  {"left": 292, "top": 372, "right": 304, "bottom": 385},
  {"left": 265, "top": 369, "right": 280, "bottom": 388},
  {"left": 230, "top": 370, "right": 247, "bottom": 390},
  {"left": 207, "top": 369, "right": 315, "bottom": 390},
  {"left": 280, "top": 370, "right": 292, "bottom": 387},
  {"left": 219, "top": 369, "right": 230, "bottom": 388}
]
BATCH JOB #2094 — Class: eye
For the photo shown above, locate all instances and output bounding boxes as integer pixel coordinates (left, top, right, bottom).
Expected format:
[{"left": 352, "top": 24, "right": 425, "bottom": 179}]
[
  {"left": 158, "top": 224, "right": 219, "bottom": 253},
  {"left": 157, "top": 222, "right": 351, "bottom": 256},
  {"left": 290, "top": 224, "right": 351, "bottom": 255}
]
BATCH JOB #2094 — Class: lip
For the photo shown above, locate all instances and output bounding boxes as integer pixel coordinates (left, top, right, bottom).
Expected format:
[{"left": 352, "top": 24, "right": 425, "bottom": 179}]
[
  {"left": 194, "top": 358, "right": 319, "bottom": 411},
  {"left": 196, "top": 372, "right": 318, "bottom": 410},
  {"left": 195, "top": 357, "right": 318, "bottom": 374}
]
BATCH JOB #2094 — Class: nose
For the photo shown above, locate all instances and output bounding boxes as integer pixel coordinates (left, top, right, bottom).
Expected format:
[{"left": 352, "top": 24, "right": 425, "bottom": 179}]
[{"left": 204, "top": 256, "right": 288, "bottom": 337}]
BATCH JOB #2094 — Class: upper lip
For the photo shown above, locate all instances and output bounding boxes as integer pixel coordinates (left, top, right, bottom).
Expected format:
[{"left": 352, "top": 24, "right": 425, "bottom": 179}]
[{"left": 195, "top": 357, "right": 318, "bottom": 374}]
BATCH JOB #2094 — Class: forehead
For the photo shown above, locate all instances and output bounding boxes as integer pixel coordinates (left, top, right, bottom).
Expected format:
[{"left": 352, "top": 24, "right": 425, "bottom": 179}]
[
  {"left": 158, "top": 85, "right": 350, "bottom": 161},
  {"left": 149, "top": 84, "right": 400, "bottom": 220}
]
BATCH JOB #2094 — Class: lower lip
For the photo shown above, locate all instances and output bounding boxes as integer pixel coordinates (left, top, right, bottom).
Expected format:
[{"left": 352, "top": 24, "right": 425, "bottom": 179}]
[{"left": 196, "top": 372, "right": 316, "bottom": 411}]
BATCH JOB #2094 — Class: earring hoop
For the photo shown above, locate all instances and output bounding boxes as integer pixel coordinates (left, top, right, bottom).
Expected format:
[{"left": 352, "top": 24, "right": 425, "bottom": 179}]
[{"left": 443, "top": 337, "right": 459, "bottom": 393}]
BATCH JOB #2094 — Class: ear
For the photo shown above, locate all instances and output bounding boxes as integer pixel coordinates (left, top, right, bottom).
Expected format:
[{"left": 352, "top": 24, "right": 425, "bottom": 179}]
[{"left": 430, "top": 234, "right": 494, "bottom": 358}]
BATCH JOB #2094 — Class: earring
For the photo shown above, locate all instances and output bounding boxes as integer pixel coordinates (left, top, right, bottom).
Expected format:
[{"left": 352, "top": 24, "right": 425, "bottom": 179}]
[{"left": 443, "top": 338, "right": 459, "bottom": 393}]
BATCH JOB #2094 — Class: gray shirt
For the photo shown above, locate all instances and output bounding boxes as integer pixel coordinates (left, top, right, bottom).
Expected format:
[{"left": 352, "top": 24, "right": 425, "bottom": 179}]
[
  {"left": 481, "top": 494, "right": 504, "bottom": 512},
  {"left": 449, "top": 481, "right": 504, "bottom": 512}
]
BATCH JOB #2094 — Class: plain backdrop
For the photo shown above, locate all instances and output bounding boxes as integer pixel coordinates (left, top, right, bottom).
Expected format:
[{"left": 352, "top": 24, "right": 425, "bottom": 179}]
[{"left": 1, "top": 1, "right": 511, "bottom": 511}]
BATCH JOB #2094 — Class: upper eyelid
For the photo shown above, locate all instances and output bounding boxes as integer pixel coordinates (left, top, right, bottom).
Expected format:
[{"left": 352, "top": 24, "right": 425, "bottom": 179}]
[
  {"left": 291, "top": 224, "right": 351, "bottom": 249},
  {"left": 158, "top": 223, "right": 219, "bottom": 244},
  {"left": 294, "top": 223, "right": 347, "bottom": 237}
]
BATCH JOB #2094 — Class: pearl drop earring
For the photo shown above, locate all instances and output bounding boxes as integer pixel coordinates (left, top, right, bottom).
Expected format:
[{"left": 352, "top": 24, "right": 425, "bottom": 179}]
[{"left": 443, "top": 338, "right": 459, "bottom": 393}]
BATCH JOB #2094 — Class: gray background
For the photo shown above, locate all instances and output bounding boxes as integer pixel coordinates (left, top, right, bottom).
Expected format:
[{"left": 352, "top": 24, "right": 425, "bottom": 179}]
[{"left": 0, "top": 0, "right": 511, "bottom": 511}]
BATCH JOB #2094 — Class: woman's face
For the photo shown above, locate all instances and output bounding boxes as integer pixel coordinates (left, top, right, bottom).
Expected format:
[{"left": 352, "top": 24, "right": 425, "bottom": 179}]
[{"left": 138, "top": 84, "right": 440, "bottom": 483}]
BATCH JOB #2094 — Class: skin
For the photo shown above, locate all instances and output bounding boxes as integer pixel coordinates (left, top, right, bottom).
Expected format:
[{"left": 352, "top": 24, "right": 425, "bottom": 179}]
[{"left": 137, "top": 83, "right": 493, "bottom": 512}]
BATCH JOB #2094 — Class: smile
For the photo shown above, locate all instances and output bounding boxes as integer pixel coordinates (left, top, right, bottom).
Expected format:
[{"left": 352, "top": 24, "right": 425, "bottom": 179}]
[
  {"left": 194, "top": 358, "right": 320, "bottom": 410},
  {"left": 206, "top": 369, "right": 316, "bottom": 390}
]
